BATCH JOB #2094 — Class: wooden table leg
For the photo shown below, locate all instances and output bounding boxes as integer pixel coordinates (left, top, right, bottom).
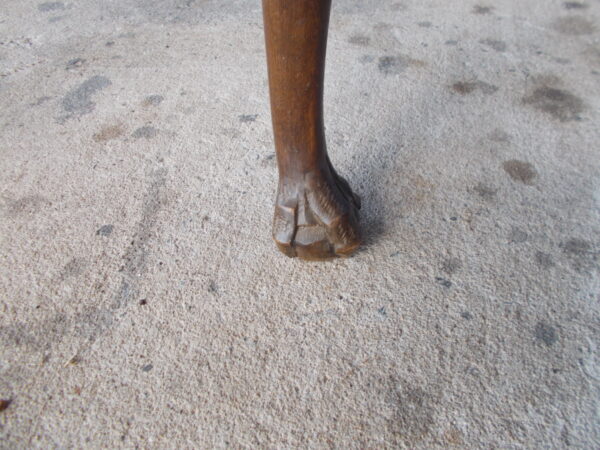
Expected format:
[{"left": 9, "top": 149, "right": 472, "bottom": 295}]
[{"left": 262, "top": 0, "right": 361, "bottom": 260}]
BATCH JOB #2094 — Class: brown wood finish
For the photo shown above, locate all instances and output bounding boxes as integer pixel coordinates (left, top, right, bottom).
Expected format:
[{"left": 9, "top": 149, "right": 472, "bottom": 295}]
[{"left": 262, "top": 0, "right": 361, "bottom": 260}]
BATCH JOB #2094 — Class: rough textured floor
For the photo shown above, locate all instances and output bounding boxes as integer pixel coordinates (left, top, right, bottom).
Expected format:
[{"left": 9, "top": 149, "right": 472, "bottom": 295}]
[{"left": 1, "top": 0, "right": 599, "bottom": 447}]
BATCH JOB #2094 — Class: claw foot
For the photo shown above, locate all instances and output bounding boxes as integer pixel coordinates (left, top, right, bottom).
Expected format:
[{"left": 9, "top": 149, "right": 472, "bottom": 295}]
[{"left": 273, "top": 170, "right": 361, "bottom": 260}]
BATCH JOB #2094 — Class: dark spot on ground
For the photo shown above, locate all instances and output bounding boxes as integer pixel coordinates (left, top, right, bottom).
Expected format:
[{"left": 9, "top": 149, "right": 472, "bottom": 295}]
[
  {"left": 488, "top": 129, "right": 510, "bottom": 143},
  {"left": 473, "top": 5, "right": 493, "bottom": 14},
  {"left": 473, "top": 182, "right": 497, "bottom": 199},
  {"left": 208, "top": 280, "right": 218, "bottom": 293},
  {"left": 0, "top": 399, "right": 12, "bottom": 412},
  {"left": 261, "top": 153, "right": 276, "bottom": 168},
  {"left": 523, "top": 86, "right": 584, "bottom": 122},
  {"left": 441, "top": 257, "right": 462, "bottom": 275},
  {"left": 142, "top": 364, "right": 153, "bottom": 372},
  {"left": 552, "top": 16, "right": 596, "bottom": 35},
  {"left": 435, "top": 277, "right": 452, "bottom": 288},
  {"left": 143, "top": 95, "right": 164, "bottom": 106},
  {"left": 60, "top": 258, "right": 86, "bottom": 280},
  {"left": 388, "top": 384, "right": 435, "bottom": 442},
  {"left": 417, "top": 21, "right": 432, "bottom": 28},
  {"left": 535, "top": 251, "right": 555, "bottom": 269},
  {"left": 535, "top": 321, "right": 558, "bottom": 346},
  {"left": 38, "top": 2, "right": 64, "bottom": 12},
  {"left": 93, "top": 124, "right": 124, "bottom": 142},
  {"left": 378, "top": 307, "right": 387, "bottom": 316},
  {"left": 445, "top": 40, "right": 458, "bottom": 46},
  {"left": 66, "top": 58, "right": 85, "bottom": 70},
  {"left": 132, "top": 126, "right": 158, "bottom": 139},
  {"left": 563, "top": 2, "right": 589, "bottom": 10},
  {"left": 31, "top": 96, "right": 51, "bottom": 107},
  {"left": 239, "top": 114, "right": 258, "bottom": 123},
  {"left": 348, "top": 34, "right": 370, "bottom": 46},
  {"left": 503, "top": 160, "right": 538, "bottom": 185},
  {"left": 61, "top": 75, "right": 111, "bottom": 119},
  {"left": 562, "top": 238, "right": 591, "bottom": 255},
  {"left": 96, "top": 224, "right": 114, "bottom": 236},
  {"left": 451, "top": 81, "right": 498, "bottom": 95},
  {"left": 461, "top": 312, "right": 473, "bottom": 320},
  {"left": 379, "top": 56, "right": 408, "bottom": 74},
  {"left": 479, "top": 38, "right": 507, "bottom": 52},
  {"left": 139, "top": 299, "right": 147, "bottom": 306},
  {"left": 105, "top": 41, "right": 115, "bottom": 47},
  {"left": 4, "top": 195, "right": 50, "bottom": 217},
  {"left": 561, "top": 238, "right": 597, "bottom": 272},
  {"left": 509, "top": 227, "right": 528, "bottom": 243},
  {"left": 378, "top": 55, "right": 425, "bottom": 75}
]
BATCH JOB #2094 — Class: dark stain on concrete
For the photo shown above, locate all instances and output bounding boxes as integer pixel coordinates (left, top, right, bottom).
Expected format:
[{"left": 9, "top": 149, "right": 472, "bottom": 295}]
[
  {"left": 451, "top": 81, "right": 498, "bottom": 95},
  {"left": 562, "top": 238, "right": 591, "bottom": 255},
  {"left": 441, "top": 257, "right": 462, "bottom": 275},
  {"left": 12, "top": 169, "right": 171, "bottom": 354},
  {"left": 388, "top": 384, "right": 436, "bottom": 443},
  {"left": 479, "top": 38, "right": 507, "bottom": 52},
  {"left": 445, "top": 40, "right": 458, "bottom": 46},
  {"left": 0, "top": 312, "right": 68, "bottom": 351},
  {"left": 379, "top": 56, "right": 409, "bottom": 74},
  {"left": 535, "top": 321, "right": 558, "bottom": 346},
  {"left": 461, "top": 312, "right": 473, "bottom": 320},
  {"left": 61, "top": 75, "right": 111, "bottom": 120},
  {"left": 48, "top": 15, "right": 66, "bottom": 23},
  {"left": 143, "top": 95, "right": 164, "bottom": 106},
  {"left": 502, "top": 160, "right": 538, "bottom": 185},
  {"left": 93, "top": 124, "right": 124, "bottom": 142},
  {"left": 38, "top": 2, "right": 64, "bottom": 12},
  {"left": 142, "top": 364, "right": 153, "bottom": 372},
  {"left": 523, "top": 86, "right": 584, "bottom": 122},
  {"left": 60, "top": 258, "right": 86, "bottom": 280},
  {"left": 473, "top": 182, "right": 498, "bottom": 199},
  {"left": 120, "top": 170, "right": 167, "bottom": 277},
  {"left": 31, "top": 96, "right": 52, "bottom": 107},
  {"left": 554, "top": 57, "right": 571, "bottom": 65},
  {"left": 66, "top": 57, "right": 85, "bottom": 70},
  {"left": 473, "top": 5, "right": 494, "bottom": 14},
  {"left": 488, "top": 129, "right": 510, "bottom": 143},
  {"left": 563, "top": 2, "right": 589, "bottom": 10},
  {"left": 4, "top": 195, "right": 51, "bottom": 217},
  {"left": 348, "top": 34, "right": 370, "bottom": 46},
  {"left": 239, "top": 114, "right": 258, "bottom": 123},
  {"left": 509, "top": 227, "right": 528, "bottom": 244},
  {"left": 561, "top": 238, "right": 596, "bottom": 272},
  {"left": 435, "top": 277, "right": 452, "bottom": 288},
  {"left": 417, "top": 21, "right": 432, "bottom": 28},
  {"left": 132, "top": 126, "right": 158, "bottom": 139},
  {"left": 378, "top": 55, "right": 425, "bottom": 75},
  {"left": 96, "top": 224, "right": 114, "bottom": 236},
  {"left": 535, "top": 251, "right": 555, "bottom": 269},
  {"left": 552, "top": 16, "right": 596, "bottom": 35}
]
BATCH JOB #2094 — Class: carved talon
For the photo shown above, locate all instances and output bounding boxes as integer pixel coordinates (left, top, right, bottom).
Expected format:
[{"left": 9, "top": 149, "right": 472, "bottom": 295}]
[{"left": 273, "top": 170, "right": 361, "bottom": 260}]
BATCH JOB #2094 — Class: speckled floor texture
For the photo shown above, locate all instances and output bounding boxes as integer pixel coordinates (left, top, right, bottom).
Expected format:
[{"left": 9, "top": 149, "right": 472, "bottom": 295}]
[{"left": 1, "top": 0, "right": 599, "bottom": 447}]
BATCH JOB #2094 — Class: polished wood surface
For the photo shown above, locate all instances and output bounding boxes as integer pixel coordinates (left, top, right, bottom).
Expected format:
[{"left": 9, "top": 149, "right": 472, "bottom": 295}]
[{"left": 262, "top": 0, "right": 361, "bottom": 260}]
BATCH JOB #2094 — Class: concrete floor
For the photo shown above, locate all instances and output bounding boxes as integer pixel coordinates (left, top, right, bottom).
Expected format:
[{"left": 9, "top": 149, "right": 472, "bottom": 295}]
[{"left": 1, "top": 0, "right": 599, "bottom": 447}]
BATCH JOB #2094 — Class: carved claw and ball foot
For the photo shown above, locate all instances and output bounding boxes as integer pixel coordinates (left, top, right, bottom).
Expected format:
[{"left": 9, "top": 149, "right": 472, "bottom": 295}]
[{"left": 273, "top": 166, "right": 361, "bottom": 260}]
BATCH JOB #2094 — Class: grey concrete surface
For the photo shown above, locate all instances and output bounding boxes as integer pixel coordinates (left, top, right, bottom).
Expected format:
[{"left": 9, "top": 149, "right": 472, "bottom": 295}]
[{"left": 1, "top": 0, "right": 599, "bottom": 447}]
